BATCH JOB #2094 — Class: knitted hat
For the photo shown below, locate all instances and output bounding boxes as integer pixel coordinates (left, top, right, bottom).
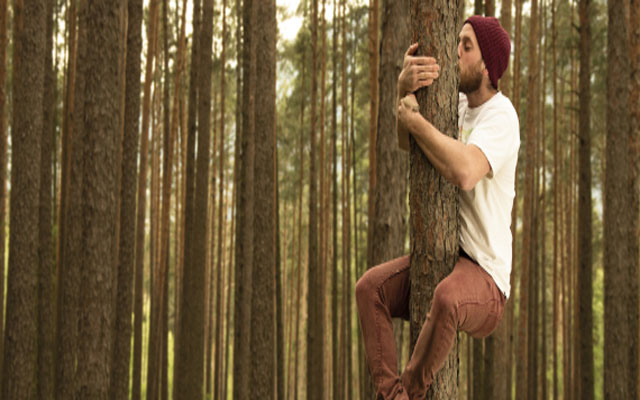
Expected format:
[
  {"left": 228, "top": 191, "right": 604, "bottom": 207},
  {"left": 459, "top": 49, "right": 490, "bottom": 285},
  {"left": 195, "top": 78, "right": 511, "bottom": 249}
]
[{"left": 464, "top": 16, "right": 511, "bottom": 89}]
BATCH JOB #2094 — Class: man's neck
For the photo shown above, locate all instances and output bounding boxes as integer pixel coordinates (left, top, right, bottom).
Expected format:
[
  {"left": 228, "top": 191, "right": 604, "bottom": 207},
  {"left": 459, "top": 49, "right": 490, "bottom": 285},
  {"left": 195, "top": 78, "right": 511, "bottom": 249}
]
[{"left": 465, "top": 86, "right": 498, "bottom": 108}]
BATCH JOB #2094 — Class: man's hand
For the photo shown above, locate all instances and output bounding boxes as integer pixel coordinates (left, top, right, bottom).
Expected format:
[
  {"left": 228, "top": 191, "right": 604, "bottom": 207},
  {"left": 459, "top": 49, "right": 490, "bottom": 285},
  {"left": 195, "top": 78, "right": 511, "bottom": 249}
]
[
  {"left": 397, "top": 43, "right": 440, "bottom": 98},
  {"left": 396, "top": 94, "right": 421, "bottom": 151}
]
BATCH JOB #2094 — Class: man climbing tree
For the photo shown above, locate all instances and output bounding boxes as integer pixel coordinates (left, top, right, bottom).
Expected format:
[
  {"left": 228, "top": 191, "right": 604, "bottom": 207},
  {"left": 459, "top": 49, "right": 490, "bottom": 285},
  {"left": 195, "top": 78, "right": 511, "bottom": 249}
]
[{"left": 356, "top": 13, "right": 518, "bottom": 400}]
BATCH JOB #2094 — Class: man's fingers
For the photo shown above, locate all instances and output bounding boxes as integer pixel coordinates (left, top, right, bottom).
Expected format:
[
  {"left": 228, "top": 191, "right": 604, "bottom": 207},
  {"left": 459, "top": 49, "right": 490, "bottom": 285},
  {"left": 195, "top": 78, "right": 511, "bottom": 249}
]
[
  {"left": 411, "top": 56, "right": 437, "bottom": 66},
  {"left": 405, "top": 42, "right": 419, "bottom": 56}
]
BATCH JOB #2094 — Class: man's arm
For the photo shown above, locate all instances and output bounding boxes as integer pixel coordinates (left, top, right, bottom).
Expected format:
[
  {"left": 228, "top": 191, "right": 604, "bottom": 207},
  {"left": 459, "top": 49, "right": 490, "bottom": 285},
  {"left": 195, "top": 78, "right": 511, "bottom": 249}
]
[{"left": 398, "top": 94, "right": 490, "bottom": 191}]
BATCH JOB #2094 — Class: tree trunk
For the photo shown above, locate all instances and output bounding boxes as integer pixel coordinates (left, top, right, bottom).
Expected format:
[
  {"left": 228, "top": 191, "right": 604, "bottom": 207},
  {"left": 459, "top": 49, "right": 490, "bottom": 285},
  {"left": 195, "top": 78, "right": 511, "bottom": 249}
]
[
  {"left": 250, "top": 0, "right": 277, "bottom": 398},
  {"left": 331, "top": 0, "right": 339, "bottom": 398},
  {"left": 306, "top": 0, "right": 323, "bottom": 396},
  {"left": 486, "top": 5, "right": 512, "bottom": 395},
  {"left": 630, "top": 0, "right": 640, "bottom": 395},
  {"left": 214, "top": 3, "right": 227, "bottom": 397},
  {"left": 174, "top": 0, "right": 198, "bottom": 396},
  {"left": 1, "top": 0, "right": 45, "bottom": 397},
  {"left": 605, "top": 1, "right": 638, "bottom": 398},
  {"left": 0, "top": 0, "right": 7, "bottom": 379},
  {"left": 551, "top": 1, "right": 559, "bottom": 399},
  {"left": 512, "top": 0, "right": 522, "bottom": 115},
  {"left": 233, "top": 0, "right": 255, "bottom": 397},
  {"left": 370, "top": 0, "right": 409, "bottom": 398},
  {"left": 516, "top": 0, "right": 538, "bottom": 398},
  {"left": 408, "top": 1, "right": 459, "bottom": 398},
  {"left": 38, "top": 0, "right": 55, "bottom": 397},
  {"left": 132, "top": 3, "right": 158, "bottom": 400},
  {"left": 485, "top": 0, "right": 494, "bottom": 16},
  {"left": 76, "top": 0, "right": 121, "bottom": 397},
  {"left": 111, "top": 0, "right": 142, "bottom": 397},
  {"left": 176, "top": 0, "right": 212, "bottom": 395},
  {"left": 372, "top": 0, "right": 408, "bottom": 295},
  {"left": 56, "top": 3, "right": 87, "bottom": 398},
  {"left": 576, "top": 0, "right": 593, "bottom": 398},
  {"left": 366, "top": 0, "right": 379, "bottom": 279}
]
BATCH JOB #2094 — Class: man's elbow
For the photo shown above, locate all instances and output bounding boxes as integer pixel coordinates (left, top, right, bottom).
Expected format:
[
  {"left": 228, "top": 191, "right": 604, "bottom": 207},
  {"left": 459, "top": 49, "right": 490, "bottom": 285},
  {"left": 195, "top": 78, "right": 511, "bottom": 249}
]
[{"left": 455, "top": 170, "right": 476, "bottom": 191}]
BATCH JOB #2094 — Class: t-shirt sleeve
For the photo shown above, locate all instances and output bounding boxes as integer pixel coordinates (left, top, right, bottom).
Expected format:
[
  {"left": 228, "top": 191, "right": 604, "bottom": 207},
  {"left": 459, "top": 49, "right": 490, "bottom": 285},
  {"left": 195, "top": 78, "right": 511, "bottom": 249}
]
[{"left": 466, "top": 107, "right": 519, "bottom": 178}]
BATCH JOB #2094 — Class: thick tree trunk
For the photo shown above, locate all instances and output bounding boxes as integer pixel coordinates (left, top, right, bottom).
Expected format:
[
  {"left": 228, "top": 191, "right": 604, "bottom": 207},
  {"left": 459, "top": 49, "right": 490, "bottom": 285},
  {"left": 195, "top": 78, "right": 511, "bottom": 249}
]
[
  {"left": 76, "top": 0, "right": 121, "bottom": 397},
  {"left": 250, "top": 0, "right": 277, "bottom": 398},
  {"left": 408, "top": 1, "right": 459, "bottom": 398},
  {"left": 605, "top": 1, "right": 638, "bottom": 399},
  {"left": 1, "top": 0, "right": 45, "bottom": 397}
]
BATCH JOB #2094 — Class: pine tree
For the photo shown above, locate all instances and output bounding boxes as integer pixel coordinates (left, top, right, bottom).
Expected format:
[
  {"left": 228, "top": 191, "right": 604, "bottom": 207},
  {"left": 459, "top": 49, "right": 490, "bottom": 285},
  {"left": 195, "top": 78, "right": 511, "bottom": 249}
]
[
  {"left": 1, "top": 0, "right": 45, "bottom": 397},
  {"left": 75, "top": 0, "right": 121, "bottom": 396},
  {"left": 408, "top": 1, "right": 459, "bottom": 398},
  {"left": 38, "top": 0, "right": 55, "bottom": 396}
]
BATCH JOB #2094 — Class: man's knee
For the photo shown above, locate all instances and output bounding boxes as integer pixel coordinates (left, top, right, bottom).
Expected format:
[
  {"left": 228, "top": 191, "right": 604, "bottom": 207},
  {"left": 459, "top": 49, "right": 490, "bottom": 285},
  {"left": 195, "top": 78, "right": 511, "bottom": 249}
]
[
  {"left": 355, "top": 270, "right": 377, "bottom": 309},
  {"left": 432, "top": 280, "right": 458, "bottom": 320}
]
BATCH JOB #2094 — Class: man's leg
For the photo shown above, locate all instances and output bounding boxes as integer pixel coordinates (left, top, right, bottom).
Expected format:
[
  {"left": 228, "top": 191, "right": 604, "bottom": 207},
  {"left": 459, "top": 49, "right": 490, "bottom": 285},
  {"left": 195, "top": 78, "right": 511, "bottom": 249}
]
[
  {"left": 355, "top": 255, "right": 411, "bottom": 400},
  {"left": 401, "top": 255, "right": 506, "bottom": 399}
]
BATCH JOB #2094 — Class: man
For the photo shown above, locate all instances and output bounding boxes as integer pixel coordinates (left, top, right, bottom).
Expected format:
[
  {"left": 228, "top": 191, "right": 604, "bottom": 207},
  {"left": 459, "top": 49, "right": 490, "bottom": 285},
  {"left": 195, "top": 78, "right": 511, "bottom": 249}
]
[{"left": 355, "top": 16, "right": 519, "bottom": 400}]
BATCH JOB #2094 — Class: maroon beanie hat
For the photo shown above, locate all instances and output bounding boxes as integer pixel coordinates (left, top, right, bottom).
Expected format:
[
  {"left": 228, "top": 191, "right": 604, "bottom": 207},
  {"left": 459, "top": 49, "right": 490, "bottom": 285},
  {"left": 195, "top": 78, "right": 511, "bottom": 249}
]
[{"left": 464, "top": 15, "right": 511, "bottom": 89}]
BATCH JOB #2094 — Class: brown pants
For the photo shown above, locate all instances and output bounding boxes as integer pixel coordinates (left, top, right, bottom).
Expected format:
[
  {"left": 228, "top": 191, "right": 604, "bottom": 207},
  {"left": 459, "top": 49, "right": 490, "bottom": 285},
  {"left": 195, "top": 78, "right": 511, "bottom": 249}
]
[{"left": 355, "top": 253, "right": 506, "bottom": 400}]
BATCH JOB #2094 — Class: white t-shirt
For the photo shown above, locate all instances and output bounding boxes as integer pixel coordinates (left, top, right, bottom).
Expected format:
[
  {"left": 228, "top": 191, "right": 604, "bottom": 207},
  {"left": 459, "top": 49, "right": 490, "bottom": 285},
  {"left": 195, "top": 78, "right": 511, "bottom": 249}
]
[{"left": 458, "top": 92, "right": 520, "bottom": 299}]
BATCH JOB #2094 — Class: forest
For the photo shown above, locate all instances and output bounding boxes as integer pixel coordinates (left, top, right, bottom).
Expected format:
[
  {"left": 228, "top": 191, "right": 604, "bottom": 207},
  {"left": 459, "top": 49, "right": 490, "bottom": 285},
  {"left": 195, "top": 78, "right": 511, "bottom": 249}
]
[{"left": 0, "top": 0, "right": 638, "bottom": 399}]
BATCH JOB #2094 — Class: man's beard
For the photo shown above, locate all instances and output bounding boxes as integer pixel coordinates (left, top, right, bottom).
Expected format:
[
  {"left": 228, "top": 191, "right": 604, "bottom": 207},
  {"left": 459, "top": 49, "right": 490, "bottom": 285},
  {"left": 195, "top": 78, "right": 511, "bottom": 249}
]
[{"left": 459, "top": 60, "right": 484, "bottom": 94}]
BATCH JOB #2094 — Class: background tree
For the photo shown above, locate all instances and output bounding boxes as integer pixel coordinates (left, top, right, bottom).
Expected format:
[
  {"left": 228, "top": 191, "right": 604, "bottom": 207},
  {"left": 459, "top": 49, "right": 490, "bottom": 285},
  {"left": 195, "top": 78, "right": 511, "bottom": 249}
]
[
  {"left": 1, "top": 0, "right": 45, "bottom": 397},
  {"left": 251, "top": 0, "right": 277, "bottom": 396},
  {"left": 38, "top": 0, "right": 55, "bottom": 397},
  {"left": 75, "top": 0, "right": 121, "bottom": 397}
]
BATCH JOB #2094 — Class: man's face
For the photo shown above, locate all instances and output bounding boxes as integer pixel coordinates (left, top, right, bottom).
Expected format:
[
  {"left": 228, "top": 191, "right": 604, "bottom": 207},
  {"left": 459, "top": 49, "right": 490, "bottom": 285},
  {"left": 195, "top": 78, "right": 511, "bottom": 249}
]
[{"left": 458, "top": 24, "right": 486, "bottom": 94}]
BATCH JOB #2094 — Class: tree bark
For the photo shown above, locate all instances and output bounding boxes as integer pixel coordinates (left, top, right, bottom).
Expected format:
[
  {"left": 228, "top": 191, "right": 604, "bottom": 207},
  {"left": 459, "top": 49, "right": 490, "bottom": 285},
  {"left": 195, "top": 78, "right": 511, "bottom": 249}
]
[
  {"left": 132, "top": 3, "right": 158, "bottom": 400},
  {"left": 251, "top": 0, "right": 277, "bottom": 397},
  {"left": 306, "top": 0, "right": 323, "bottom": 396},
  {"left": 56, "top": 3, "right": 87, "bottom": 398},
  {"left": 630, "top": 0, "right": 640, "bottom": 394},
  {"left": 516, "top": 0, "right": 538, "bottom": 398},
  {"left": 0, "top": 0, "right": 8, "bottom": 379},
  {"left": 38, "top": 0, "right": 55, "bottom": 397},
  {"left": 233, "top": 0, "right": 255, "bottom": 397},
  {"left": 174, "top": 0, "right": 199, "bottom": 395},
  {"left": 76, "top": 0, "right": 121, "bottom": 397},
  {"left": 1, "top": 0, "right": 45, "bottom": 397},
  {"left": 576, "top": 0, "right": 593, "bottom": 398},
  {"left": 408, "top": 1, "right": 459, "bottom": 398},
  {"left": 370, "top": 0, "right": 409, "bottom": 398},
  {"left": 214, "top": 2, "right": 227, "bottom": 396},
  {"left": 176, "top": 0, "right": 212, "bottom": 395},
  {"left": 605, "top": 1, "right": 638, "bottom": 398},
  {"left": 110, "top": 0, "right": 142, "bottom": 397}
]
